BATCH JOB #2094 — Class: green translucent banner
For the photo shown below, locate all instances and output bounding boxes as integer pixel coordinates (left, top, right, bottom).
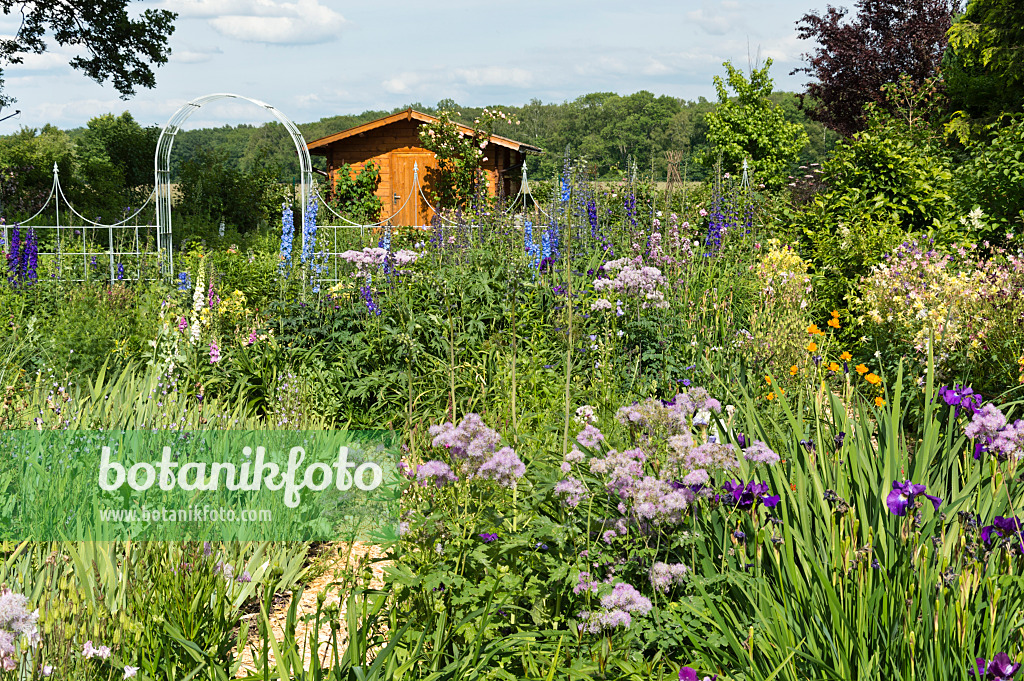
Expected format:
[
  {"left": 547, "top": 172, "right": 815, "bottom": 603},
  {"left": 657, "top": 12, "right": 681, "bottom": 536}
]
[{"left": 0, "top": 430, "right": 400, "bottom": 541}]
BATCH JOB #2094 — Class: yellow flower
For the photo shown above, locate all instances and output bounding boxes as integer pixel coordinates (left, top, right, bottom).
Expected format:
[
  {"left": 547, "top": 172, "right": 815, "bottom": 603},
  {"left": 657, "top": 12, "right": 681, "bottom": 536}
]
[
  {"left": 806, "top": 341, "right": 818, "bottom": 353},
  {"left": 766, "top": 392, "right": 776, "bottom": 401},
  {"left": 827, "top": 317, "right": 840, "bottom": 329},
  {"left": 875, "top": 396, "right": 885, "bottom": 407},
  {"left": 840, "top": 351, "right": 852, "bottom": 361},
  {"left": 790, "top": 365, "right": 799, "bottom": 376},
  {"left": 865, "top": 373, "right": 882, "bottom": 385},
  {"left": 828, "top": 362, "right": 842, "bottom": 372},
  {"left": 855, "top": 364, "right": 869, "bottom": 375}
]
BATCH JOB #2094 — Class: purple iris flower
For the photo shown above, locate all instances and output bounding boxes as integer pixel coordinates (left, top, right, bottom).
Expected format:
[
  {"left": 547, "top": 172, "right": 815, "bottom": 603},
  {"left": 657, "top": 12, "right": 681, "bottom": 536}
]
[
  {"left": 939, "top": 384, "right": 983, "bottom": 418},
  {"left": 980, "top": 516, "right": 1023, "bottom": 545},
  {"left": 971, "top": 653, "right": 1021, "bottom": 680},
  {"left": 885, "top": 480, "right": 942, "bottom": 517},
  {"left": 722, "top": 480, "right": 780, "bottom": 509},
  {"left": 735, "top": 432, "right": 747, "bottom": 448}
]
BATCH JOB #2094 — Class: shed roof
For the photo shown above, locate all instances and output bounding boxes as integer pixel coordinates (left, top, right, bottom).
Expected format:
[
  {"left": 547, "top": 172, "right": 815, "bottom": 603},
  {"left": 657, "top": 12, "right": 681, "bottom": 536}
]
[{"left": 306, "top": 108, "right": 542, "bottom": 155}]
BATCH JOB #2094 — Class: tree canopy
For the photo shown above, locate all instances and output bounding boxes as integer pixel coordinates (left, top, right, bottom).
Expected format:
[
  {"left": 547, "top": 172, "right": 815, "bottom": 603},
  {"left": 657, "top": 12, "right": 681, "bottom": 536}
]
[
  {"left": 0, "top": 0, "right": 176, "bottom": 109},
  {"left": 793, "top": 0, "right": 957, "bottom": 136}
]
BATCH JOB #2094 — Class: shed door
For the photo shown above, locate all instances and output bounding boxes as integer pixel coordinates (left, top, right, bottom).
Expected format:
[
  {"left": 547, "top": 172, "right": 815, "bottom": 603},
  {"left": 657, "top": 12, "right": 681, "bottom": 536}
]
[{"left": 390, "top": 152, "right": 436, "bottom": 226}]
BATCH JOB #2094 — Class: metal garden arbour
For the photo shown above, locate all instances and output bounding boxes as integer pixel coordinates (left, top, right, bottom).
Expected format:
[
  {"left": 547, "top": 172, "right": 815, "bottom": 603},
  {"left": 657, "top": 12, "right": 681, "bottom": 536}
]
[
  {"left": 154, "top": 93, "right": 314, "bottom": 278},
  {"left": 2, "top": 162, "right": 159, "bottom": 284}
]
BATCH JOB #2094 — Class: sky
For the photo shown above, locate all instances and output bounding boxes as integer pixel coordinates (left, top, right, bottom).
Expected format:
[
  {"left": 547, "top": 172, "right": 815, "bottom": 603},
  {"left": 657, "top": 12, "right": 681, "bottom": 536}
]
[{"left": 0, "top": 0, "right": 829, "bottom": 132}]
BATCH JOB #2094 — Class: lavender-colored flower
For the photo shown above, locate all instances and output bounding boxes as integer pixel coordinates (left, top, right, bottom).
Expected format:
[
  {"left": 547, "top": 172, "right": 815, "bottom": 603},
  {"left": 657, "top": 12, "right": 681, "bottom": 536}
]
[
  {"left": 415, "top": 460, "right": 458, "bottom": 487},
  {"left": 209, "top": 340, "right": 221, "bottom": 364},
  {"left": 576, "top": 424, "right": 605, "bottom": 448},
  {"left": 966, "top": 404, "right": 1008, "bottom": 443},
  {"left": 475, "top": 446, "right": 525, "bottom": 487},
  {"left": 682, "top": 468, "right": 709, "bottom": 486},
  {"left": 554, "top": 477, "right": 589, "bottom": 508},
  {"left": 236, "top": 571, "right": 252, "bottom": 583},
  {"left": 886, "top": 480, "right": 942, "bottom": 517},
  {"left": 124, "top": 667, "right": 139, "bottom": 679},
  {"left": 600, "top": 582, "right": 652, "bottom": 615},
  {"left": 743, "top": 440, "right": 780, "bottom": 465},
  {"left": 650, "top": 562, "right": 689, "bottom": 593}
]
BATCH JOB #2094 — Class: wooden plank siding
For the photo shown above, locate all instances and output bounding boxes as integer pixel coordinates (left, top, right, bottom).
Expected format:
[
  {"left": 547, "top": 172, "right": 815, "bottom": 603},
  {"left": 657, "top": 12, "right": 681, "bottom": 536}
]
[{"left": 309, "top": 109, "right": 539, "bottom": 227}]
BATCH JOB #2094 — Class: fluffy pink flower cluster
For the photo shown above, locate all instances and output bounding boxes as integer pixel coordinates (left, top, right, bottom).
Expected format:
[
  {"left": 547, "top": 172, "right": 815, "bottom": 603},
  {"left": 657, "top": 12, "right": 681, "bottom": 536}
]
[
  {"left": 425, "top": 413, "right": 525, "bottom": 488},
  {"left": 593, "top": 257, "right": 669, "bottom": 309},
  {"left": 0, "top": 589, "right": 38, "bottom": 671}
]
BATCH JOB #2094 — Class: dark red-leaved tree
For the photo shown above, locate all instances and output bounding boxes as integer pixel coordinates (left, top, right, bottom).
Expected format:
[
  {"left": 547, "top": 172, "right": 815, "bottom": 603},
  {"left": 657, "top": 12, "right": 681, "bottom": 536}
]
[{"left": 792, "top": 0, "right": 959, "bottom": 136}]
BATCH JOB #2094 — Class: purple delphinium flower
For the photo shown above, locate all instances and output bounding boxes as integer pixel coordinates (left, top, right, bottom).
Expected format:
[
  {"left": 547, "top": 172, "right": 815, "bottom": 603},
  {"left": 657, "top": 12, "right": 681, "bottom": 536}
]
[
  {"left": 885, "top": 480, "right": 942, "bottom": 517},
  {"left": 971, "top": 653, "right": 1021, "bottom": 680},
  {"left": 279, "top": 203, "right": 294, "bottom": 276},
  {"left": 360, "top": 285, "right": 380, "bottom": 316},
  {"left": 415, "top": 460, "right": 458, "bottom": 487},
  {"left": 721, "top": 480, "right": 780, "bottom": 509}
]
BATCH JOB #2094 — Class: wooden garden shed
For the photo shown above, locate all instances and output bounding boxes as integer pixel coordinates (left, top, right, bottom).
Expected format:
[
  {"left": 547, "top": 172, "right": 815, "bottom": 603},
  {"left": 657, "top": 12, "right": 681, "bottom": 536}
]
[{"left": 306, "top": 108, "right": 541, "bottom": 226}]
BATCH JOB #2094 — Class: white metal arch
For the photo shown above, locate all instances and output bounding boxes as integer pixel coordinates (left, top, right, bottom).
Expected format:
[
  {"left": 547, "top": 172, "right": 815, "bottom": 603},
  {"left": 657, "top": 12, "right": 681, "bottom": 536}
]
[{"left": 155, "top": 93, "right": 313, "bottom": 277}]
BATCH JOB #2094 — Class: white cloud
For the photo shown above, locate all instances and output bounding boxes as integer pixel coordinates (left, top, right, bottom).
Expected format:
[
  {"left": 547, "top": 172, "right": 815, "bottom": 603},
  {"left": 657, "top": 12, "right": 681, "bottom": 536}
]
[
  {"left": 167, "top": 0, "right": 347, "bottom": 45},
  {"left": 170, "top": 46, "right": 223, "bottom": 63},
  {"left": 381, "top": 72, "right": 422, "bottom": 95},
  {"left": 453, "top": 67, "right": 533, "bottom": 88},
  {"left": 685, "top": 8, "right": 738, "bottom": 36}
]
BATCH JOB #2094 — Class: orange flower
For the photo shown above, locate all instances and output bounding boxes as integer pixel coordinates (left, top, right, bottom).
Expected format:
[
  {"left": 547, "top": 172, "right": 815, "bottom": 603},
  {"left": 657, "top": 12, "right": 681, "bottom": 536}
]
[
  {"left": 779, "top": 388, "right": 786, "bottom": 394},
  {"left": 827, "top": 317, "right": 840, "bottom": 329},
  {"left": 865, "top": 373, "right": 882, "bottom": 385},
  {"left": 855, "top": 364, "right": 869, "bottom": 375},
  {"left": 790, "top": 483, "right": 797, "bottom": 491},
  {"left": 807, "top": 324, "right": 823, "bottom": 335},
  {"left": 765, "top": 375, "right": 772, "bottom": 385},
  {"left": 840, "top": 351, "right": 852, "bottom": 361},
  {"left": 828, "top": 362, "right": 842, "bottom": 372},
  {"left": 831, "top": 309, "right": 839, "bottom": 318},
  {"left": 875, "top": 396, "right": 885, "bottom": 407},
  {"left": 790, "top": 365, "right": 799, "bottom": 376},
  {"left": 806, "top": 341, "right": 818, "bottom": 353},
  {"left": 766, "top": 392, "right": 776, "bottom": 401}
]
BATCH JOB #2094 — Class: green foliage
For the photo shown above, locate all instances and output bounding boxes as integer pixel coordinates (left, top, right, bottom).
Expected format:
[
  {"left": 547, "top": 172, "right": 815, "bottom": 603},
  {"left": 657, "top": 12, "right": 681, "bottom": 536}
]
[
  {"left": 177, "top": 147, "right": 285, "bottom": 234},
  {"left": 701, "top": 60, "right": 808, "bottom": 189},
  {"left": 793, "top": 78, "right": 958, "bottom": 311},
  {"left": 418, "top": 108, "right": 511, "bottom": 209},
  {"left": 954, "top": 114, "right": 1024, "bottom": 240},
  {"left": 946, "top": 0, "right": 1024, "bottom": 120},
  {"left": 330, "top": 162, "right": 382, "bottom": 224}
]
